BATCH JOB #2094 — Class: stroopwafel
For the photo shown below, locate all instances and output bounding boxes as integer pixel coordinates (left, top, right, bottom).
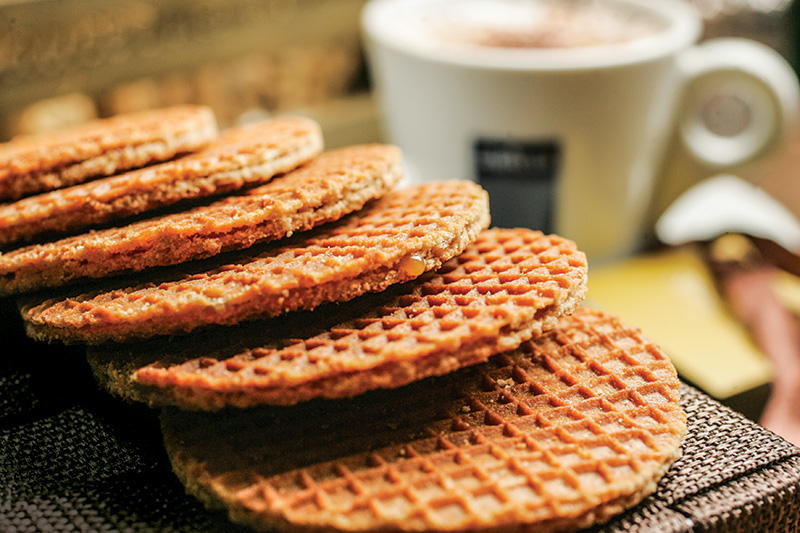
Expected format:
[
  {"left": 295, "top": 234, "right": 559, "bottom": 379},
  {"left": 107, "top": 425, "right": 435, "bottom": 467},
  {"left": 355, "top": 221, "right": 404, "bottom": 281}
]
[
  {"left": 158, "top": 306, "right": 686, "bottom": 532},
  {"left": 24, "top": 180, "right": 490, "bottom": 345},
  {"left": 2, "top": 144, "right": 402, "bottom": 297},
  {"left": 85, "top": 227, "right": 587, "bottom": 408},
  {"left": 0, "top": 105, "right": 218, "bottom": 202},
  {"left": 0, "top": 116, "right": 323, "bottom": 248}
]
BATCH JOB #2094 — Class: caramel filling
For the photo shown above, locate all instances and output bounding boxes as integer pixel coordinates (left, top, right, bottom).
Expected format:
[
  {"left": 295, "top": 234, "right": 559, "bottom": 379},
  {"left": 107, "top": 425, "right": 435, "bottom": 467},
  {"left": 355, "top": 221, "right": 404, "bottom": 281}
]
[{"left": 398, "top": 253, "right": 426, "bottom": 277}]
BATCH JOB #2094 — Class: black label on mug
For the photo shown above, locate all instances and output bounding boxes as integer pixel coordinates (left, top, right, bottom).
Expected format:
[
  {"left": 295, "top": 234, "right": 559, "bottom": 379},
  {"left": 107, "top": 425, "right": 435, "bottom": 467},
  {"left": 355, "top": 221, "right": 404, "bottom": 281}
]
[{"left": 474, "top": 138, "right": 560, "bottom": 232}]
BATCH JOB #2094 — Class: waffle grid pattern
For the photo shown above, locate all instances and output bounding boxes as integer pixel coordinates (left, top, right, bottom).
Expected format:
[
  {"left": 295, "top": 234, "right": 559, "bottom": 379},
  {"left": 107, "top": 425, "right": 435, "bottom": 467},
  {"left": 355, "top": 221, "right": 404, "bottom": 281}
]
[
  {"left": 161, "top": 308, "right": 685, "bottom": 531},
  {"left": 7, "top": 142, "right": 405, "bottom": 301},
  {"left": 26, "top": 179, "right": 488, "bottom": 344},
  {"left": 0, "top": 116, "right": 322, "bottom": 248},
  {"left": 0, "top": 105, "right": 218, "bottom": 202},
  {"left": 118, "top": 228, "right": 586, "bottom": 407}
]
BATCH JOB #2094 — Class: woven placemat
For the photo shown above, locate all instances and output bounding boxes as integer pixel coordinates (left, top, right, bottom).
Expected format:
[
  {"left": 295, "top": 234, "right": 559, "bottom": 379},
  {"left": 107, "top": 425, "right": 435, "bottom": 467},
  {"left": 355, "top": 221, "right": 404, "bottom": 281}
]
[{"left": 1, "top": 305, "right": 799, "bottom": 533}]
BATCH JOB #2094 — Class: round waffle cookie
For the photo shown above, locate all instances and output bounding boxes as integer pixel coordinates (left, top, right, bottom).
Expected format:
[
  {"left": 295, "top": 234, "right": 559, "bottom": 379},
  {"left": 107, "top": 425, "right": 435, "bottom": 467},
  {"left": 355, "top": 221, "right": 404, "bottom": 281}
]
[
  {"left": 158, "top": 307, "right": 686, "bottom": 532},
  {"left": 24, "top": 180, "right": 493, "bottom": 345},
  {"left": 0, "top": 105, "right": 218, "bottom": 202},
  {"left": 85, "top": 227, "right": 587, "bottom": 408},
  {"left": 0, "top": 116, "right": 323, "bottom": 248},
  {"left": 2, "top": 143, "right": 403, "bottom": 297}
]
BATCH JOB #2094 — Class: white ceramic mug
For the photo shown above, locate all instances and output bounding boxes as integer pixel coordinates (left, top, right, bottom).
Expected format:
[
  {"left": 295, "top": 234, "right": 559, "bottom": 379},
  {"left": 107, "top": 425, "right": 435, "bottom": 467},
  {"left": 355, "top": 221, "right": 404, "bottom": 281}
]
[{"left": 361, "top": 0, "right": 800, "bottom": 263}]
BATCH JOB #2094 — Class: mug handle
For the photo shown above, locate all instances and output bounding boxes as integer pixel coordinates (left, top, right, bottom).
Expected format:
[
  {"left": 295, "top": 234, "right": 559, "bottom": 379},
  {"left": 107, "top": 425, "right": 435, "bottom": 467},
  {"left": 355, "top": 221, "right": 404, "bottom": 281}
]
[{"left": 649, "top": 38, "right": 800, "bottom": 229}]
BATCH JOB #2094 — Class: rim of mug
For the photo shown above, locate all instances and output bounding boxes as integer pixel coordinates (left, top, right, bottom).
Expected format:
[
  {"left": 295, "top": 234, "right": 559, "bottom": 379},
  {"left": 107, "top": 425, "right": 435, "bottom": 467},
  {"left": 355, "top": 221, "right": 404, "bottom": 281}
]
[{"left": 361, "top": 0, "right": 703, "bottom": 71}]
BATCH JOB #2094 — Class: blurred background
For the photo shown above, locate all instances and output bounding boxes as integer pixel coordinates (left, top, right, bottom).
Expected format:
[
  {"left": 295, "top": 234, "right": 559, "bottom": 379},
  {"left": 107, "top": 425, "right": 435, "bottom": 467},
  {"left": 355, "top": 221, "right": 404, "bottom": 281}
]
[
  {"left": 0, "top": 0, "right": 377, "bottom": 145},
  {"left": 1, "top": 0, "right": 795, "bottom": 144}
]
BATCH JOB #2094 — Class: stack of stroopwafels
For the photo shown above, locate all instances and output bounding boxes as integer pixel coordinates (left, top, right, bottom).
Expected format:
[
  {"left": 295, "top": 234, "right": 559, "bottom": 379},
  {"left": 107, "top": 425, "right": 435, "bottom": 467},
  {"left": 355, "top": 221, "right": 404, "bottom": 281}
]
[{"left": 1, "top": 105, "right": 686, "bottom": 532}]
